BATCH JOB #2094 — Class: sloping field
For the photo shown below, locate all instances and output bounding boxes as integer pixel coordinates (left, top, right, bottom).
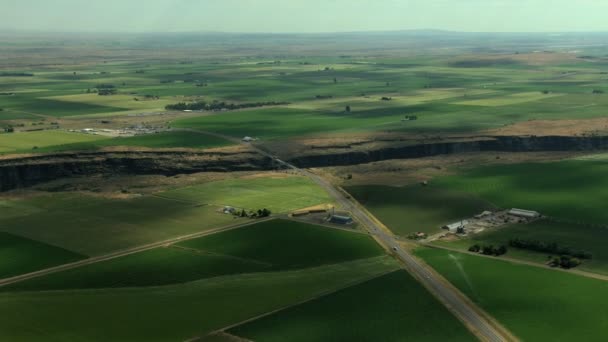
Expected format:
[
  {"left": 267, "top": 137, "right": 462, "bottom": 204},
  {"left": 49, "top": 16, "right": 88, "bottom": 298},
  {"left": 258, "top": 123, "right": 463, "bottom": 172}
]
[
  {"left": 4, "top": 219, "right": 383, "bottom": 291},
  {"left": 0, "top": 130, "right": 105, "bottom": 153},
  {"left": 416, "top": 248, "right": 608, "bottom": 341},
  {"left": 0, "top": 257, "right": 398, "bottom": 341},
  {"left": 0, "top": 232, "right": 86, "bottom": 279},
  {"left": 230, "top": 270, "right": 474, "bottom": 342},
  {"left": 346, "top": 185, "right": 492, "bottom": 235},
  {"left": 160, "top": 175, "right": 332, "bottom": 213}
]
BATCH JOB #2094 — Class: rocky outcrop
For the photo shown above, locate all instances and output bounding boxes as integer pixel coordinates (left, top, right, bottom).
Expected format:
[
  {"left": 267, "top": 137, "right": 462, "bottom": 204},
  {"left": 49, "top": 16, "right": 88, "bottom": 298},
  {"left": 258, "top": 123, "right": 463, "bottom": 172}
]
[
  {"left": 287, "top": 135, "right": 608, "bottom": 168},
  {"left": 0, "top": 150, "right": 273, "bottom": 191}
]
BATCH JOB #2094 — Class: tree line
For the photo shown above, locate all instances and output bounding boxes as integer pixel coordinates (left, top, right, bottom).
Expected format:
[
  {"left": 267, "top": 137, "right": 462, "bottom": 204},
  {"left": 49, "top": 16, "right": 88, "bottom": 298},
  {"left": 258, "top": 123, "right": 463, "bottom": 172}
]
[
  {"left": 165, "top": 101, "right": 288, "bottom": 111},
  {"left": 509, "top": 238, "right": 592, "bottom": 260},
  {"left": 469, "top": 244, "right": 507, "bottom": 257},
  {"left": 0, "top": 72, "right": 34, "bottom": 77}
]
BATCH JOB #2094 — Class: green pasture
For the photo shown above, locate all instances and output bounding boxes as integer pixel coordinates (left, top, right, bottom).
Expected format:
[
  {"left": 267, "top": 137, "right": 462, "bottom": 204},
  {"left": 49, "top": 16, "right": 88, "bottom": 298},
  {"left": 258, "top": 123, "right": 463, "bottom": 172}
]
[
  {"left": 0, "top": 257, "right": 398, "bottom": 341},
  {"left": 433, "top": 219, "right": 608, "bottom": 275},
  {"left": 346, "top": 185, "right": 492, "bottom": 235},
  {"left": 0, "top": 232, "right": 86, "bottom": 279},
  {"left": 159, "top": 175, "right": 332, "bottom": 213},
  {"left": 5, "top": 219, "right": 383, "bottom": 291},
  {"left": 416, "top": 248, "right": 608, "bottom": 341},
  {"left": 0, "top": 130, "right": 105, "bottom": 153},
  {"left": 435, "top": 160, "right": 608, "bottom": 225},
  {"left": 231, "top": 270, "right": 474, "bottom": 342}
]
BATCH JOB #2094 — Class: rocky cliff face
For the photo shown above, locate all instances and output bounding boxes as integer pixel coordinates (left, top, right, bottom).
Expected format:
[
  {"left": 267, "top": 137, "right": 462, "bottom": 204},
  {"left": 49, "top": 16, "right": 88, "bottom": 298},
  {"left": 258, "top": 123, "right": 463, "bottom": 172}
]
[
  {"left": 0, "top": 150, "right": 273, "bottom": 191},
  {"left": 2, "top": 135, "right": 608, "bottom": 192},
  {"left": 287, "top": 136, "right": 608, "bottom": 168}
]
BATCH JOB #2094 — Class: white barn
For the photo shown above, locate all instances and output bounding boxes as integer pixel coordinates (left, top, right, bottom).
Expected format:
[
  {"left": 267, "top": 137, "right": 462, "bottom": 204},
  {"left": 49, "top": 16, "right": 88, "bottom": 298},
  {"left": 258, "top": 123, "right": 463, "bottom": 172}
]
[{"left": 508, "top": 208, "right": 540, "bottom": 219}]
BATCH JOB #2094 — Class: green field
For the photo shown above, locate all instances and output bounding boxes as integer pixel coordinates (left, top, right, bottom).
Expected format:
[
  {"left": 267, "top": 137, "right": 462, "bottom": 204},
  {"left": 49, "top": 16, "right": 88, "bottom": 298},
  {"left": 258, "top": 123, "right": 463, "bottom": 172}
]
[
  {"left": 4, "top": 219, "right": 383, "bottom": 291},
  {"left": 0, "top": 176, "right": 331, "bottom": 256},
  {"left": 347, "top": 184, "right": 492, "bottom": 235},
  {"left": 35, "top": 131, "right": 233, "bottom": 153},
  {"left": 0, "top": 130, "right": 106, "bottom": 153},
  {"left": 0, "top": 257, "right": 398, "bottom": 341},
  {"left": 416, "top": 248, "right": 608, "bottom": 341},
  {"left": 433, "top": 219, "right": 608, "bottom": 275},
  {"left": 435, "top": 160, "right": 608, "bottom": 225},
  {"left": 230, "top": 270, "right": 474, "bottom": 342},
  {"left": 0, "top": 232, "right": 86, "bottom": 279},
  {"left": 160, "top": 175, "right": 332, "bottom": 213}
]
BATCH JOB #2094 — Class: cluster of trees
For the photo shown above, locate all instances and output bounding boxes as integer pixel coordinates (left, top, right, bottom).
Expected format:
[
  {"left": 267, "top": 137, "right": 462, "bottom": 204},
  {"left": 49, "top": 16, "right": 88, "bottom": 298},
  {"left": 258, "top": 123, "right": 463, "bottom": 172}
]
[
  {"left": 381, "top": 97, "right": 392, "bottom": 101},
  {"left": 0, "top": 72, "right": 34, "bottom": 77},
  {"left": 592, "top": 89, "right": 605, "bottom": 94},
  {"left": 3, "top": 126, "right": 14, "bottom": 133},
  {"left": 234, "top": 208, "right": 272, "bottom": 219},
  {"left": 548, "top": 255, "right": 581, "bottom": 269},
  {"left": 403, "top": 115, "right": 418, "bottom": 121},
  {"left": 94, "top": 84, "right": 117, "bottom": 96},
  {"left": 469, "top": 244, "right": 507, "bottom": 256},
  {"left": 509, "top": 238, "right": 592, "bottom": 260},
  {"left": 165, "top": 101, "right": 288, "bottom": 111},
  {"left": 315, "top": 95, "right": 333, "bottom": 99}
]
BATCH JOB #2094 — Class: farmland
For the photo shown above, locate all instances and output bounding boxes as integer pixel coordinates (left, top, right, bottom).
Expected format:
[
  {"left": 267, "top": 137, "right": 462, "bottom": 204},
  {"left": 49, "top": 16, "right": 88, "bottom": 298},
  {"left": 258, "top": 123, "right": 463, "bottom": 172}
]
[
  {"left": 4, "top": 219, "right": 383, "bottom": 291},
  {"left": 416, "top": 248, "right": 608, "bottom": 341},
  {"left": 0, "top": 232, "right": 86, "bottom": 279},
  {"left": 0, "top": 130, "right": 106, "bottom": 153},
  {"left": 0, "top": 174, "right": 332, "bottom": 256},
  {"left": 0, "top": 257, "right": 399, "bottom": 341},
  {"left": 346, "top": 184, "right": 492, "bottom": 235},
  {"left": 230, "top": 270, "right": 475, "bottom": 342}
]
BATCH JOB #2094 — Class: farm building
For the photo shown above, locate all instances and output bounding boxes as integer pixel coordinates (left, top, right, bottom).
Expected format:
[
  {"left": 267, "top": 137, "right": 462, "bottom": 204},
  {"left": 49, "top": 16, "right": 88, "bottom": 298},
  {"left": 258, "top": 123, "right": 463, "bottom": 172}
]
[
  {"left": 329, "top": 215, "right": 354, "bottom": 225},
  {"left": 508, "top": 208, "right": 540, "bottom": 219},
  {"left": 443, "top": 220, "right": 469, "bottom": 233},
  {"left": 242, "top": 136, "right": 255, "bottom": 142},
  {"left": 475, "top": 211, "right": 493, "bottom": 219},
  {"left": 223, "top": 206, "right": 237, "bottom": 214}
]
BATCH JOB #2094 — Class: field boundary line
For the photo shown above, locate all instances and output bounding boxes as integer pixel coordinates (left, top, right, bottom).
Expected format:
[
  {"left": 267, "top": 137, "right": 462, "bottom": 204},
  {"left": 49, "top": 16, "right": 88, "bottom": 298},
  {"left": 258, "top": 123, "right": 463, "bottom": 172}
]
[
  {"left": 184, "top": 267, "right": 400, "bottom": 342},
  {"left": 0, "top": 217, "right": 274, "bottom": 288},
  {"left": 424, "top": 243, "right": 608, "bottom": 282}
]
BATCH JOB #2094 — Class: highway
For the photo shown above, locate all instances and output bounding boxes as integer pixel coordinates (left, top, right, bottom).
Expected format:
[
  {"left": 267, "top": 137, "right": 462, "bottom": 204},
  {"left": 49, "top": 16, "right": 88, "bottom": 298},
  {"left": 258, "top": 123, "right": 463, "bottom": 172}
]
[{"left": 255, "top": 150, "right": 514, "bottom": 342}]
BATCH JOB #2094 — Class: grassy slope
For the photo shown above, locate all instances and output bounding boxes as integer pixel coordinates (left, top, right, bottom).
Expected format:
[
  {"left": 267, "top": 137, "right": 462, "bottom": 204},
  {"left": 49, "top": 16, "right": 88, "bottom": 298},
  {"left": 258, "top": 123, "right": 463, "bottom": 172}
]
[
  {"left": 346, "top": 184, "right": 492, "bottom": 235},
  {"left": 0, "top": 257, "right": 398, "bottom": 342},
  {"left": 0, "top": 232, "right": 86, "bottom": 279},
  {"left": 0, "top": 193, "right": 236, "bottom": 256},
  {"left": 416, "top": 248, "right": 608, "bottom": 341},
  {"left": 160, "top": 175, "right": 333, "bottom": 213},
  {"left": 35, "top": 131, "right": 233, "bottom": 153},
  {"left": 231, "top": 270, "right": 474, "bottom": 342},
  {"left": 0, "top": 130, "right": 105, "bottom": 153},
  {"left": 435, "top": 160, "right": 608, "bottom": 225},
  {"left": 178, "top": 219, "right": 383, "bottom": 269},
  {"left": 4, "top": 219, "right": 383, "bottom": 291}
]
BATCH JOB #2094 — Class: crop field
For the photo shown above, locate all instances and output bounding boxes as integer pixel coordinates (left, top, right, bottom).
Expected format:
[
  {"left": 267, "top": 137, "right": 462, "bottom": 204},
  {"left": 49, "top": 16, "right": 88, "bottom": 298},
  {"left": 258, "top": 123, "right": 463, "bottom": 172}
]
[
  {"left": 0, "top": 130, "right": 106, "bottom": 153},
  {"left": 4, "top": 219, "right": 383, "bottom": 291},
  {"left": 453, "top": 91, "right": 563, "bottom": 107},
  {"left": 433, "top": 219, "right": 608, "bottom": 275},
  {"left": 159, "top": 174, "right": 333, "bottom": 213},
  {"left": 0, "top": 257, "right": 399, "bottom": 341},
  {"left": 0, "top": 232, "right": 86, "bottom": 279},
  {"left": 416, "top": 248, "right": 608, "bottom": 341},
  {"left": 0, "top": 175, "right": 331, "bottom": 256},
  {"left": 230, "top": 270, "right": 474, "bottom": 342},
  {"left": 35, "top": 131, "right": 233, "bottom": 153},
  {"left": 435, "top": 159, "right": 608, "bottom": 225},
  {"left": 346, "top": 185, "right": 492, "bottom": 235}
]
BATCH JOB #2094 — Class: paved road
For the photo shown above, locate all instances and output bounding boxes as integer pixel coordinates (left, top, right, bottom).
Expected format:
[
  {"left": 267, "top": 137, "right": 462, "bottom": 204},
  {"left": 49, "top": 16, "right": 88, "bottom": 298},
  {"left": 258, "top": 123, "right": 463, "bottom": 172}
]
[
  {"left": 244, "top": 144, "right": 514, "bottom": 342},
  {"left": 0, "top": 218, "right": 272, "bottom": 288}
]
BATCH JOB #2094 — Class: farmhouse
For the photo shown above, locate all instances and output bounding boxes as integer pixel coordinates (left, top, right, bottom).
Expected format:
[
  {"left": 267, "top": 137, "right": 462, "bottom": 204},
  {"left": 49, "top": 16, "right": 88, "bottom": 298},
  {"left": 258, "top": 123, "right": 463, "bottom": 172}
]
[
  {"left": 443, "top": 220, "right": 469, "bottom": 233},
  {"left": 329, "top": 214, "right": 354, "bottom": 225},
  {"left": 508, "top": 208, "right": 540, "bottom": 219},
  {"left": 242, "top": 136, "right": 255, "bottom": 142}
]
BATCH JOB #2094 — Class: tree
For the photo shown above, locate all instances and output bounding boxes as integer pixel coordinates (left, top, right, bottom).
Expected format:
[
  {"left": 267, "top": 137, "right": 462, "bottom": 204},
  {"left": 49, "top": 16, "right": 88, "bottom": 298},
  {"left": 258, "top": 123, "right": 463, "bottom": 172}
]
[
  {"left": 333, "top": 77, "right": 337, "bottom": 84},
  {"left": 468, "top": 244, "right": 481, "bottom": 253},
  {"left": 345, "top": 105, "right": 351, "bottom": 113}
]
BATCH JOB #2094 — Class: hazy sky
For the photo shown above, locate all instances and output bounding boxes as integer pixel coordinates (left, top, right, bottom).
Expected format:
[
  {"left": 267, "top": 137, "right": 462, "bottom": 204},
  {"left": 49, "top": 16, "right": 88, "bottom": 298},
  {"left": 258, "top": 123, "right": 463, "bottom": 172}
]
[{"left": 2, "top": 0, "right": 608, "bottom": 33}]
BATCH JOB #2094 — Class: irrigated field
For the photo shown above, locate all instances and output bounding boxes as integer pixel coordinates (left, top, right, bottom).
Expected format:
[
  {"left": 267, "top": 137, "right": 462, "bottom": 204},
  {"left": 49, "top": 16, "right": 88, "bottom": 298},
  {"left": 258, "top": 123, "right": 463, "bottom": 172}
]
[
  {"left": 0, "top": 257, "right": 398, "bottom": 341},
  {"left": 4, "top": 219, "right": 383, "bottom": 291},
  {"left": 159, "top": 174, "right": 332, "bottom": 214},
  {"left": 0, "top": 174, "right": 332, "bottom": 256},
  {"left": 346, "top": 185, "right": 492, "bottom": 235},
  {"left": 230, "top": 270, "right": 475, "bottom": 342},
  {"left": 0, "top": 232, "right": 86, "bottom": 279},
  {"left": 416, "top": 248, "right": 608, "bottom": 341},
  {"left": 0, "top": 130, "right": 106, "bottom": 154}
]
